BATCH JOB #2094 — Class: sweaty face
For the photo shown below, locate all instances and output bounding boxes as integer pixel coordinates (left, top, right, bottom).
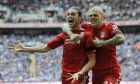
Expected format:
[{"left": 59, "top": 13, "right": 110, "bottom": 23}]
[
  {"left": 89, "top": 12, "right": 104, "bottom": 28},
  {"left": 66, "top": 9, "right": 80, "bottom": 28}
]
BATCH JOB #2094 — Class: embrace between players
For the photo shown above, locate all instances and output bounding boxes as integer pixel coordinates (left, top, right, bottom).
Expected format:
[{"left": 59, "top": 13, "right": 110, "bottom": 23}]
[{"left": 9, "top": 6, "right": 125, "bottom": 84}]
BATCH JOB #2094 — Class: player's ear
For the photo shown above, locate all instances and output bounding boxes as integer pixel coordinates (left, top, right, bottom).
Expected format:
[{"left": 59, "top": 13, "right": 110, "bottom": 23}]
[{"left": 102, "top": 13, "right": 106, "bottom": 19}]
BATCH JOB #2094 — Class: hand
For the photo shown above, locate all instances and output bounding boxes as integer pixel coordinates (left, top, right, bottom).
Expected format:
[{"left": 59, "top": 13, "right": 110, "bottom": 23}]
[
  {"left": 67, "top": 72, "right": 82, "bottom": 84},
  {"left": 8, "top": 40, "right": 25, "bottom": 52},
  {"left": 62, "top": 23, "right": 80, "bottom": 43},
  {"left": 70, "top": 34, "right": 80, "bottom": 43},
  {"left": 93, "top": 37, "right": 103, "bottom": 48}
]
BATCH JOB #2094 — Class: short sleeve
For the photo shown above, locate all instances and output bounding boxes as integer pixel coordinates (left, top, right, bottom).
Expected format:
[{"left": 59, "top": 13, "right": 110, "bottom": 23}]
[
  {"left": 47, "top": 33, "right": 64, "bottom": 49},
  {"left": 108, "top": 22, "right": 123, "bottom": 37},
  {"left": 81, "top": 22, "right": 92, "bottom": 31}
]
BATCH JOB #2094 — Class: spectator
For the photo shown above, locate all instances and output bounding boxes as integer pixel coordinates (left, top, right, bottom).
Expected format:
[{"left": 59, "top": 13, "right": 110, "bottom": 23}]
[{"left": 0, "top": 0, "right": 139, "bottom": 23}]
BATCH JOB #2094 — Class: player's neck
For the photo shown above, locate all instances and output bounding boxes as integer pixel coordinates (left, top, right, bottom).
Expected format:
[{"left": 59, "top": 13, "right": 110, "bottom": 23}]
[
  {"left": 95, "top": 23, "right": 104, "bottom": 29},
  {"left": 71, "top": 25, "right": 82, "bottom": 30}
]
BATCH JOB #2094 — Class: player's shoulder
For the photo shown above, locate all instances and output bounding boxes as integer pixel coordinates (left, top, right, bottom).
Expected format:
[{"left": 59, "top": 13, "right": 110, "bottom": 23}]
[
  {"left": 84, "top": 31, "right": 93, "bottom": 37},
  {"left": 82, "top": 21, "right": 91, "bottom": 25},
  {"left": 81, "top": 21, "right": 92, "bottom": 28},
  {"left": 59, "top": 32, "right": 65, "bottom": 35},
  {"left": 57, "top": 32, "right": 67, "bottom": 37},
  {"left": 104, "top": 21, "right": 117, "bottom": 29},
  {"left": 104, "top": 21, "right": 114, "bottom": 26}
]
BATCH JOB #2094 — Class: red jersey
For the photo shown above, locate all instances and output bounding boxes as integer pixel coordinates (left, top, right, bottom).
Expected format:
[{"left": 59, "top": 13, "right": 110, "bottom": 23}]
[
  {"left": 48, "top": 30, "right": 94, "bottom": 72},
  {"left": 81, "top": 22, "right": 121, "bottom": 72},
  {"left": 81, "top": 22, "right": 93, "bottom": 32}
]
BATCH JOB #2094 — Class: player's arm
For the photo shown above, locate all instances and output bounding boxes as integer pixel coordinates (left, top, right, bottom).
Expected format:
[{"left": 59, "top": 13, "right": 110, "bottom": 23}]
[
  {"left": 67, "top": 32, "right": 96, "bottom": 82},
  {"left": 62, "top": 23, "right": 80, "bottom": 43},
  {"left": 93, "top": 33, "right": 125, "bottom": 47},
  {"left": 67, "top": 51, "right": 96, "bottom": 82},
  {"left": 102, "top": 31, "right": 125, "bottom": 46},
  {"left": 19, "top": 44, "right": 52, "bottom": 53},
  {"left": 9, "top": 33, "right": 64, "bottom": 53},
  {"left": 79, "top": 51, "right": 96, "bottom": 74},
  {"left": 9, "top": 40, "right": 52, "bottom": 53},
  {"left": 93, "top": 25, "right": 125, "bottom": 48}
]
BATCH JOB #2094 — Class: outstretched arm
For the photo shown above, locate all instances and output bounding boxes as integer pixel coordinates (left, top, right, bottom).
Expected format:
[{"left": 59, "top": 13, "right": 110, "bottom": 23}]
[
  {"left": 9, "top": 40, "right": 52, "bottom": 53},
  {"left": 62, "top": 23, "right": 80, "bottom": 43}
]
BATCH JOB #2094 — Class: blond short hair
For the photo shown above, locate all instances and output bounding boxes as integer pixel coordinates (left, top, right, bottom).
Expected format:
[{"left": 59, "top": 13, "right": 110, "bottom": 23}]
[{"left": 88, "top": 7, "right": 106, "bottom": 18}]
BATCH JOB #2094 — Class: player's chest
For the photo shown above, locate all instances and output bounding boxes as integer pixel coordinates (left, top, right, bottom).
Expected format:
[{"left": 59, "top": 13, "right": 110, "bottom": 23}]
[
  {"left": 63, "top": 38, "right": 85, "bottom": 49},
  {"left": 64, "top": 37, "right": 76, "bottom": 45},
  {"left": 63, "top": 33, "right": 85, "bottom": 45},
  {"left": 93, "top": 29, "right": 110, "bottom": 40}
]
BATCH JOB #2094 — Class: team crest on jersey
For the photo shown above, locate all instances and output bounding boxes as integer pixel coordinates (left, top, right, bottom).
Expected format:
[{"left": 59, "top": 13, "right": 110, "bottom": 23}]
[{"left": 100, "top": 32, "right": 105, "bottom": 39}]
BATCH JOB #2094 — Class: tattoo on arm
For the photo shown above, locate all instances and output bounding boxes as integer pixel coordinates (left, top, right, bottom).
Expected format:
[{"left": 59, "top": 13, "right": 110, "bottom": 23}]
[{"left": 102, "top": 30, "right": 125, "bottom": 46}]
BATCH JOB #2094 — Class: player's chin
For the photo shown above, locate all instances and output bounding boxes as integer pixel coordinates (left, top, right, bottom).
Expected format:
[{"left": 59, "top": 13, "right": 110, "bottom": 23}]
[
  {"left": 91, "top": 21, "right": 97, "bottom": 25},
  {"left": 91, "top": 23, "right": 97, "bottom": 26},
  {"left": 68, "top": 23, "right": 74, "bottom": 28}
]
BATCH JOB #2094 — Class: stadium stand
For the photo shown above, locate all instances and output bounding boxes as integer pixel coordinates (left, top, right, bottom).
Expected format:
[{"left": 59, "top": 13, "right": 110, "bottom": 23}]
[{"left": 0, "top": 0, "right": 140, "bottom": 23}]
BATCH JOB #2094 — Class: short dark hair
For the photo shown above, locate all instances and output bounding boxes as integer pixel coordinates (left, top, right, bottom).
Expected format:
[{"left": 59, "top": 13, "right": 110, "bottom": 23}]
[{"left": 68, "top": 6, "right": 82, "bottom": 17}]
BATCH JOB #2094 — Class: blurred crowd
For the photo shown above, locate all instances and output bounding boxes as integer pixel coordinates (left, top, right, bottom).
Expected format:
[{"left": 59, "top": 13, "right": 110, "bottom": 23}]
[
  {"left": 0, "top": 0, "right": 140, "bottom": 23},
  {"left": 117, "top": 34, "right": 140, "bottom": 81},
  {"left": 0, "top": 33, "right": 140, "bottom": 82},
  {"left": 0, "top": 34, "right": 62, "bottom": 82}
]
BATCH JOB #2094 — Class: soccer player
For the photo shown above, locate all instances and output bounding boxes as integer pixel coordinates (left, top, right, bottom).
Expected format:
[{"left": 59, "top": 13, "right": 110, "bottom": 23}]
[
  {"left": 62, "top": 7, "right": 125, "bottom": 84},
  {"left": 9, "top": 6, "right": 96, "bottom": 84}
]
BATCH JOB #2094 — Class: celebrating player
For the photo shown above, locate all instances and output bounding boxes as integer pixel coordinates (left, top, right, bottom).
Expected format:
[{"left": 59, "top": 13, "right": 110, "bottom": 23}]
[
  {"left": 62, "top": 6, "right": 125, "bottom": 84},
  {"left": 9, "top": 6, "right": 96, "bottom": 84}
]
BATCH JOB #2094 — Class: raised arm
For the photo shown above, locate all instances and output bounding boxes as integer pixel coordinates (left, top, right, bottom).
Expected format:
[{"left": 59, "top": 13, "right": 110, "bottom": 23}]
[{"left": 9, "top": 40, "right": 52, "bottom": 53}]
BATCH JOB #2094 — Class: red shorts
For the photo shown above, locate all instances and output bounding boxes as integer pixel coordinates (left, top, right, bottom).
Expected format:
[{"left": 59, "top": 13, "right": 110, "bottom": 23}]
[
  {"left": 62, "top": 71, "right": 89, "bottom": 84},
  {"left": 92, "top": 69, "right": 122, "bottom": 84}
]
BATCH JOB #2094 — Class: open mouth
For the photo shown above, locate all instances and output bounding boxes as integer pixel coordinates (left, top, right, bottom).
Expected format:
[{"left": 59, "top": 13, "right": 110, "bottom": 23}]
[
  {"left": 68, "top": 19, "right": 74, "bottom": 24},
  {"left": 91, "top": 19, "right": 97, "bottom": 24}
]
